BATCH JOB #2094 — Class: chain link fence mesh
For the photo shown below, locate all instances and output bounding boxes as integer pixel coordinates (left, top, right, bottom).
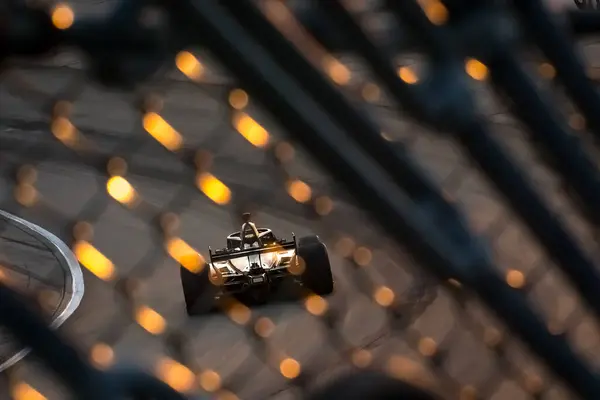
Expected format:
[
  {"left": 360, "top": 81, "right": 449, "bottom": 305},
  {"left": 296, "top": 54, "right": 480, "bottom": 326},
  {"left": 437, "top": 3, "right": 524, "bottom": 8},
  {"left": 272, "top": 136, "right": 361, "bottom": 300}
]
[{"left": 2, "top": 0, "right": 600, "bottom": 399}]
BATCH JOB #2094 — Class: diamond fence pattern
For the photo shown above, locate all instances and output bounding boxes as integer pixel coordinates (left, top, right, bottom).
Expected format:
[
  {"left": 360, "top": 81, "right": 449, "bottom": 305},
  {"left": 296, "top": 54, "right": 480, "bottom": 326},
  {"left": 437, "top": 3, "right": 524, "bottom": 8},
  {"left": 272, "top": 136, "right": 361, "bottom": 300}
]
[{"left": 2, "top": 1, "right": 600, "bottom": 399}]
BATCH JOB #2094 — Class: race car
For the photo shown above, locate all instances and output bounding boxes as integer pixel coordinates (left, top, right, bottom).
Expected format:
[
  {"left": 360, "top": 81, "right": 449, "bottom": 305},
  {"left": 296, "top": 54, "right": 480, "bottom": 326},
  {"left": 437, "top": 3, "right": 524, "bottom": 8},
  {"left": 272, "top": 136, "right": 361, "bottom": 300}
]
[{"left": 180, "top": 213, "right": 334, "bottom": 315}]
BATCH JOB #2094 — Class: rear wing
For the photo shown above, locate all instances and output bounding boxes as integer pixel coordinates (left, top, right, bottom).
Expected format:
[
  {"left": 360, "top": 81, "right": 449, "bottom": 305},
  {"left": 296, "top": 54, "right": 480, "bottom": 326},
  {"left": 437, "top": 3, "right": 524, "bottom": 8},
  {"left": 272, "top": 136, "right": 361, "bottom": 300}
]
[{"left": 208, "top": 234, "right": 297, "bottom": 263}]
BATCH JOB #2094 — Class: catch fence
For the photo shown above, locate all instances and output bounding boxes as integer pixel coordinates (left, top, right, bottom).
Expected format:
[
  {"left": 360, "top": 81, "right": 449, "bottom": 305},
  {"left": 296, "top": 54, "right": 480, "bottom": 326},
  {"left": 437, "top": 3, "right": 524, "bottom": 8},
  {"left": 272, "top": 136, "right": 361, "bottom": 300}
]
[{"left": 2, "top": 0, "right": 600, "bottom": 399}]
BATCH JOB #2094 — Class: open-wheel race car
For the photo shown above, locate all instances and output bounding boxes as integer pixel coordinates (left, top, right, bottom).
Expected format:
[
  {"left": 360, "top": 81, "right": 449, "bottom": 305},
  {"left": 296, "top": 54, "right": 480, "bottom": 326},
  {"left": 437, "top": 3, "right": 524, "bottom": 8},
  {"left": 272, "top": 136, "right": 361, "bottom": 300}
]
[{"left": 180, "top": 213, "right": 334, "bottom": 315}]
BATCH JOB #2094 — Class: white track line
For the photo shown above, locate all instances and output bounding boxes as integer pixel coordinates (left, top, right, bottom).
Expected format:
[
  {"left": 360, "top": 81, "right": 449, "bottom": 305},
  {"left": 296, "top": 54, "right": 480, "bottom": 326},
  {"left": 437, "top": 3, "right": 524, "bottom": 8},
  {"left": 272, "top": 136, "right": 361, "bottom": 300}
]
[{"left": 0, "top": 210, "right": 84, "bottom": 371}]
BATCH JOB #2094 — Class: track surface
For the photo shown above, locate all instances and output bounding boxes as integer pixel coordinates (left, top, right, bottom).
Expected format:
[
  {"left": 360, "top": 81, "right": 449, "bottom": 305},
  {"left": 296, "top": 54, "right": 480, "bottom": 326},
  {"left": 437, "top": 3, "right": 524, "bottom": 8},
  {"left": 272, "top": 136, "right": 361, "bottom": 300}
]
[{"left": 2, "top": 2, "right": 600, "bottom": 399}]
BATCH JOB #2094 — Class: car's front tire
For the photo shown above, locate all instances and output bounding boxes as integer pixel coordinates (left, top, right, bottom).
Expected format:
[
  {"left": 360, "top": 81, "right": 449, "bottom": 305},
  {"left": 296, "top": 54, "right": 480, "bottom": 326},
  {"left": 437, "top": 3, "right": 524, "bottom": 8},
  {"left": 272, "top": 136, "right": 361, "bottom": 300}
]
[{"left": 296, "top": 235, "right": 334, "bottom": 295}]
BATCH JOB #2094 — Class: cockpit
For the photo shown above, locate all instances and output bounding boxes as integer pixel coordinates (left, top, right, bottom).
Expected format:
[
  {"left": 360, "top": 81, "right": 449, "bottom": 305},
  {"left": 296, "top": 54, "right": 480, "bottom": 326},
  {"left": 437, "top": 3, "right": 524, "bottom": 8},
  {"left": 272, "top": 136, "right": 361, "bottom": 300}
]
[
  {"left": 226, "top": 228, "right": 277, "bottom": 249},
  {"left": 226, "top": 213, "right": 277, "bottom": 250}
]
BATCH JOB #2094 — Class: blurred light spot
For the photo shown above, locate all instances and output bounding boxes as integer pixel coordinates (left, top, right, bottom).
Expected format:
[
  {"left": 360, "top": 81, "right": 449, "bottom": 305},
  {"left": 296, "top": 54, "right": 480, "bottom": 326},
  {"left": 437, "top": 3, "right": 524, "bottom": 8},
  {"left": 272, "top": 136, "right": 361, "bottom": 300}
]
[
  {"left": 506, "top": 269, "right": 525, "bottom": 289},
  {"left": 374, "top": 286, "right": 395, "bottom": 307},
  {"left": 548, "top": 320, "right": 564, "bottom": 335},
  {"left": 353, "top": 247, "right": 372, "bottom": 266},
  {"left": 465, "top": 58, "right": 488, "bottom": 81},
  {"left": 51, "top": 4, "right": 74, "bottom": 30},
  {"left": 362, "top": 83, "right": 381, "bottom": 103},
  {"left": 51, "top": 117, "right": 77, "bottom": 145},
  {"left": 418, "top": 337, "right": 437, "bottom": 357},
  {"left": 156, "top": 358, "right": 195, "bottom": 392},
  {"left": 323, "top": 57, "right": 351, "bottom": 85},
  {"left": 136, "top": 305, "right": 167, "bottom": 335},
  {"left": 447, "top": 278, "right": 462, "bottom": 288},
  {"left": 107, "top": 176, "right": 137, "bottom": 206},
  {"left": 175, "top": 51, "right": 204, "bottom": 81},
  {"left": 538, "top": 63, "right": 556, "bottom": 79},
  {"left": 90, "top": 343, "right": 114, "bottom": 369},
  {"left": 107, "top": 157, "right": 128, "bottom": 176},
  {"left": 587, "top": 67, "right": 600, "bottom": 81},
  {"left": 196, "top": 173, "right": 232, "bottom": 205},
  {"left": 351, "top": 349, "right": 372, "bottom": 368},
  {"left": 198, "top": 370, "right": 222, "bottom": 392},
  {"left": 574, "top": 320, "right": 597, "bottom": 350},
  {"left": 524, "top": 373, "right": 544, "bottom": 394},
  {"left": 254, "top": 317, "right": 275, "bottom": 338},
  {"left": 569, "top": 114, "right": 586, "bottom": 131},
  {"left": 386, "top": 355, "right": 432, "bottom": 386},
  {"left": 275, "top": 142, "right": 295, "bottom": 163},
  {"left": 143, "top": 112, "right": 183, "bottom": 151},
  {"left": 286, "top": 179, "right": 311, "bottom": 203},
  {"left": 483, "top": 327, "right": 502, "bottom": 347},
  {"left": 380, "top": 131, "right": 393, "bottom": 141},
  {"left": 232, "top": 112, "right": 270, "bottom": 148},
  {"left": 17, "top": 165, "right": 37, "bottom": 184},
  {"left": 279, "top": 358, "right": 301, "bottom": 379},
  {"left": 12, "top": 382, "right": 46, "bottom": 400},
  {"left": 228, "top": 302, "right": 251, "bottom": 325},
  {"left": 304, "top": 294, "right": 328, "bottom": 316},
  {"left": 262, "top": 0, "right": 288, "bottom": 23},
  {"left": 15, "top": 184, "right": 38, "bottom": 207},
  {"left": 398, "top": 67, "right": 418, "bottom": 84},
  {"left": 229, "top": 89, "right": 249, "bottom": 110},
  {"left": 335, "top": 237, "right": 355, "bottom": 258},
  {"left": 418, "top": 0, "right": 448, "bottom": 25},
  {"left": 315, "top": 196, "right": 333, "bottom": 216},
  {"left": 73, "top": 241, "right": 116, "bottom": 281},
  {"left": 166, "top": 237, "right": 205, "bottom": 273},
  {"left": 460, "top": 385, "right": 478, "bottom": 400}
]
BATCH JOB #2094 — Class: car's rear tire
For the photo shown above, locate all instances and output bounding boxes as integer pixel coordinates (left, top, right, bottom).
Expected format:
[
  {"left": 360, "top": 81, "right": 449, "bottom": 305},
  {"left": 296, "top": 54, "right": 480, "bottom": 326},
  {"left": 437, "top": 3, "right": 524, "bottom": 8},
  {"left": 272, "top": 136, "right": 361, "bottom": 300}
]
[
  {"left": 296, "top": 235, "right": 334, "bottom": 295},
  {"left": 180, "top": 265, "right": 218, "bottom": 316}
]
